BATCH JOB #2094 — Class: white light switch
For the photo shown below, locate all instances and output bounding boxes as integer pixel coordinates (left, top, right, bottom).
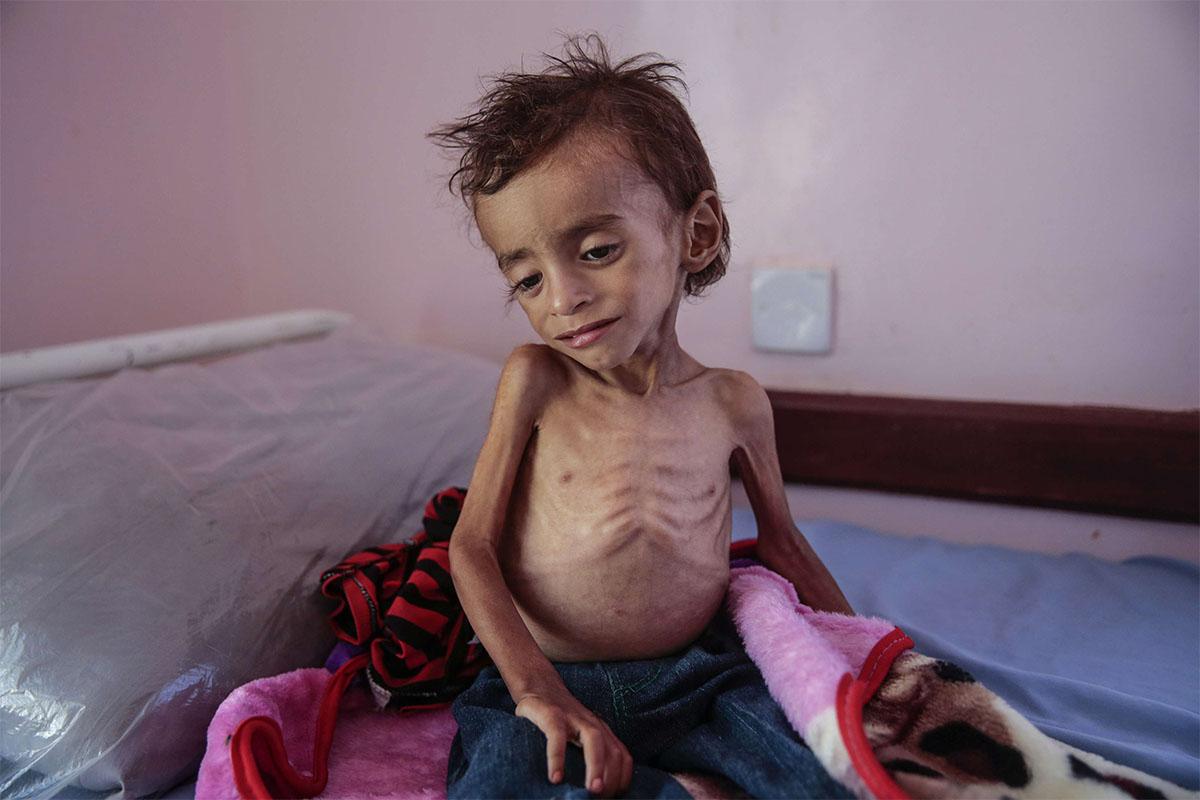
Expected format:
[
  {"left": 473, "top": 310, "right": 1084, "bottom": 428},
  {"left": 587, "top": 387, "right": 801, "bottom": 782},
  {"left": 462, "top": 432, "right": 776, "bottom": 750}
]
[{"left": 751, "top": 268, "right": 833, "bottom": 353}]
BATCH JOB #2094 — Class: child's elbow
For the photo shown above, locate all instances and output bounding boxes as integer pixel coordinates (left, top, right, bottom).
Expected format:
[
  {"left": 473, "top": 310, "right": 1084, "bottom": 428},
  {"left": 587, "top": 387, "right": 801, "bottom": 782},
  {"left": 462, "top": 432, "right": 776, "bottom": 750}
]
[
  {"left": 448, "top": 534, "right": 496, "bottom": 572},
  {"left": 756, "top": 525, "right": 801, "bottom": 560},
  {"left": 447, "top": 534, "right": 472, "bottom": 566}
]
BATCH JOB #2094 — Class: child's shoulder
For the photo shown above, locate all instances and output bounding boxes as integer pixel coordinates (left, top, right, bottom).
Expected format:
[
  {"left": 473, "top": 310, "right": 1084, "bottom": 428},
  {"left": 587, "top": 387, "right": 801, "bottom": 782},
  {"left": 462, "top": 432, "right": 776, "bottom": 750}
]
[
  {"left": 494, "top": 344, "right": 569, "bottom": 405},
  {"left": 500, "top": 343, "right": 570, "bottom": 384},
  {"left": 481, "top": 345, "right": 565, "bottom": 437},
  {"left": 707, "top": 367, "right": 766, "bottom": 403},
  {"left": 707, "top": 368, "right": 773, "bottom": 429},
  {"left": 501, "top": 342, "right": 560, "bottom": 372}
]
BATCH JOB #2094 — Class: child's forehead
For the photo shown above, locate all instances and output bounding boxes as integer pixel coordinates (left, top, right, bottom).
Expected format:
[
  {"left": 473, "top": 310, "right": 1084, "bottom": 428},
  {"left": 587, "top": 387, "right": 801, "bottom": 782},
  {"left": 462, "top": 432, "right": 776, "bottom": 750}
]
[{"left": 474, "top": 140, "right": 664, "bottom": 249}]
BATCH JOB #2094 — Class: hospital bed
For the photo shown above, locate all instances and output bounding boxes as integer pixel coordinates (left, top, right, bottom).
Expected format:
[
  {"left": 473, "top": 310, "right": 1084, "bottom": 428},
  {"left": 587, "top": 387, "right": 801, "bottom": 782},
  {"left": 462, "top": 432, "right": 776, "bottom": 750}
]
[{"left": 1, "top": 312, "right": 1195, "bottom": 798}]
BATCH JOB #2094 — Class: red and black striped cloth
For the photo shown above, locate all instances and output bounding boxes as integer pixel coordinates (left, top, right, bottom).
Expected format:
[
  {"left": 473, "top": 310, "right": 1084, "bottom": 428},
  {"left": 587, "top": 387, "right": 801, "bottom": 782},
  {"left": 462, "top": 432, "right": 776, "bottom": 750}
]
[
  {"left": 318, "top": 485, "right": 491, "bottom": 713},
  {"left": 231, "top": 486, "right": 492, "bottom": 799}
]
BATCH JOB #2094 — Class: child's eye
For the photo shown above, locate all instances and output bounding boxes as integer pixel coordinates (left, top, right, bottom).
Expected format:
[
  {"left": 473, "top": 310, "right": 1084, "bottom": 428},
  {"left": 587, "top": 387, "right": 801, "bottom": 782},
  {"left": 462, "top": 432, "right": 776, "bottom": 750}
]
[
  {"left": 507, "top": 274, "right": 542, "bottom": 296},
  {"left": 582, "top": 244, "right": 619, "bottom": 262}
]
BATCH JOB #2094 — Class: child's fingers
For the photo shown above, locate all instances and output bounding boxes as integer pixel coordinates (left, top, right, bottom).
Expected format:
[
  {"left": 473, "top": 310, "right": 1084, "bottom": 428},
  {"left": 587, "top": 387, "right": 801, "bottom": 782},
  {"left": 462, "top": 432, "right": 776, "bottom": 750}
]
[
  {"left": 602, "top": 749, "right": 619, "bottom": 797},
  {"left": 544, "top": 726, "right": 567, "bottom": 784},
  {"left": 608, "top": 743, "right": 630, "bottom": 796},
  {"left": 604, "top": 741, "right": 630, "bottom": 798},
  {"left": 578, "top": 726, "right": 607, "bottom": 795}
]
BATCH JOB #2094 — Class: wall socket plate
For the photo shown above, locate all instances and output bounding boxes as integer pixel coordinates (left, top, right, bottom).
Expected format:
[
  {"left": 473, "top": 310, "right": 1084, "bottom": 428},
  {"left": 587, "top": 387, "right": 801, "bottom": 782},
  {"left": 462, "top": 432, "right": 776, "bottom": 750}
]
[{"left": 751, "top": 268, "right": 833, "bottom": 354}]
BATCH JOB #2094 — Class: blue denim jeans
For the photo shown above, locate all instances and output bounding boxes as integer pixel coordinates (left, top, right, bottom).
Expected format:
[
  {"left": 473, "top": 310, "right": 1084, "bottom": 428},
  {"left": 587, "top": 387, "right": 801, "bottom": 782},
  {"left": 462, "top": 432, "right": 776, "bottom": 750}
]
[{"left": 446, "top": 606, "right": 853, "bottom": 799}]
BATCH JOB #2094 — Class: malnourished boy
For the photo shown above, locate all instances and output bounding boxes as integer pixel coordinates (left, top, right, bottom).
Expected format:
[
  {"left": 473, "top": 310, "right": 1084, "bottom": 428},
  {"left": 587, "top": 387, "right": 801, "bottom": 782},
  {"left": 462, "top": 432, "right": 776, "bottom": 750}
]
[{"left": 427, "top": 35, "right": 855, "bottom": 799}]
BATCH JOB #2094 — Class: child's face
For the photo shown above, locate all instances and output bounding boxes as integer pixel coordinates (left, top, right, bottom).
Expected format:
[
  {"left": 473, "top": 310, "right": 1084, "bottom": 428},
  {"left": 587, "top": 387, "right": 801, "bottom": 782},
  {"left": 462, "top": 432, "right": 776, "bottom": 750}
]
[{"left": 473, "top": 136, "right": 687, "bottom": 372}]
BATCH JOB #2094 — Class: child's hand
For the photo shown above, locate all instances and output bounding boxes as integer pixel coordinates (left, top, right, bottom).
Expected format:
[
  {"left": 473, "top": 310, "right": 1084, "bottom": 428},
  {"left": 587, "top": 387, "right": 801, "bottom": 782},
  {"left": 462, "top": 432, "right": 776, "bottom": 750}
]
[{"left": 515, "top": 686, "right": 633, "bottom": 798}]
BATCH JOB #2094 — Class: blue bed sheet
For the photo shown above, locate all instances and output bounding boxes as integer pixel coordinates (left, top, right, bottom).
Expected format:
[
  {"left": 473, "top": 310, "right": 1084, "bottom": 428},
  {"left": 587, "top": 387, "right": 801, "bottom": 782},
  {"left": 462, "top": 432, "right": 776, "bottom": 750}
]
[{"left": 731, "top": 510, "right": 1200, "bottom": 790}]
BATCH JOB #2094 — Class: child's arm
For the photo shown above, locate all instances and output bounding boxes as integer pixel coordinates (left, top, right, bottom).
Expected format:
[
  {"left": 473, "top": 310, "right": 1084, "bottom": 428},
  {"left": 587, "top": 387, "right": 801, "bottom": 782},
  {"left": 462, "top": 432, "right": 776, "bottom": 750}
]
[
  {"left": 448, "top": 345, "right": 632, "bottom": 798},
  {"left": 727, "top": 372, "right": 855, "bottom": 615}
]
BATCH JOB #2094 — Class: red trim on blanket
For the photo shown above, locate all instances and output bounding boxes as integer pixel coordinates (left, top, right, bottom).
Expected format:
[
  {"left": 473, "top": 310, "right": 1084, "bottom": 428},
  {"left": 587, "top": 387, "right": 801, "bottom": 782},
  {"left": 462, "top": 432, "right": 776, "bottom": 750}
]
[
  {"left": 836, "top": 627, "right": 914, "bottom": 800},
  {"left": 730, "top": 537, "right": 758, "bottom": 560},
  {"left": 231, "top": 653, "right": 370, "bottom": 800}
]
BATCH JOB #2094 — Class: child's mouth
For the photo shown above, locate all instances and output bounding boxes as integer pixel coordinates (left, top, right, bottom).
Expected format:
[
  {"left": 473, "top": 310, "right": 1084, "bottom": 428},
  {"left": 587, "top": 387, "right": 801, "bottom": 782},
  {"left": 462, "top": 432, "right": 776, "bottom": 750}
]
[{"left": 559, "top": 318, "right": 618, "bottom": 349}]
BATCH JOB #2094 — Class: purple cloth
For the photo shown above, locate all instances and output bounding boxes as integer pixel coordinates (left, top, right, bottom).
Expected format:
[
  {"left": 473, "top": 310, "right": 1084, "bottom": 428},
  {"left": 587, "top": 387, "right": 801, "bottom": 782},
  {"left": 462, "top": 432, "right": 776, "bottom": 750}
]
[{"left": 324, "top": 642, "right": 366, "bottom": 674}]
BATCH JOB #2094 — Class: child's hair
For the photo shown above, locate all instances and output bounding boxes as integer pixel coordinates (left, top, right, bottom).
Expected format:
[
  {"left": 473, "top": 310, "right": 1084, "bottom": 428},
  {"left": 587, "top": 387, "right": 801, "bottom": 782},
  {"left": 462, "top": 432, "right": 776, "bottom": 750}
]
[{"left": 426, "top": 32, "right": 730, "bottom": 299}]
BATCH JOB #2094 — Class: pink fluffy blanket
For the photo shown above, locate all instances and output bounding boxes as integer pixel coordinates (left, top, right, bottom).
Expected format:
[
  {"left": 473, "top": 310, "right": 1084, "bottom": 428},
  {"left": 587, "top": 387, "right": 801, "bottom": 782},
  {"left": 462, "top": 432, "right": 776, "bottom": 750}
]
[{"left": 198, "top": 565, "right": 1190, "bottom": 799}]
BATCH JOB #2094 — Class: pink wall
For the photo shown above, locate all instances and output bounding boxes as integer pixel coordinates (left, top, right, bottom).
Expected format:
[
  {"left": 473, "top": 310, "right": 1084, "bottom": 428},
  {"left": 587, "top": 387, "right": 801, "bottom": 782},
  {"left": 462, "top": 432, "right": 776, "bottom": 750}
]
[{"left": 3, "top": 1, "right": 1197, "bottom": 409}]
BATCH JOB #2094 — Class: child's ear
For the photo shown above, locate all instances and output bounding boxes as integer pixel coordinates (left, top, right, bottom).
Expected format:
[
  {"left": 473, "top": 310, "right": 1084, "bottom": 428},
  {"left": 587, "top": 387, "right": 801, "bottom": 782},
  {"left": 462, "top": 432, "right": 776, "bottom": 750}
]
[{"left": 679, "top": 190, "right": 723, "bottom": 274}]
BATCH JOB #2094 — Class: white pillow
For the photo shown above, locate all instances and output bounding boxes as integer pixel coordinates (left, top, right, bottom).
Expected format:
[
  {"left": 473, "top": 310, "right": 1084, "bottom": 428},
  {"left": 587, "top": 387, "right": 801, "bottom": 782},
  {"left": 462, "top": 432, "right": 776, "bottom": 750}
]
[{"left": 0, "top": 326, "right": 499, "bottom": 798}]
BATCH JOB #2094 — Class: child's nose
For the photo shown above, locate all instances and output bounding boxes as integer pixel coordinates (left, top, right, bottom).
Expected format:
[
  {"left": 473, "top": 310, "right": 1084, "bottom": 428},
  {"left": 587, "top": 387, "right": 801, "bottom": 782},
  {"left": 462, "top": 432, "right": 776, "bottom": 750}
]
[{"left": 549, "top": 273, "right": 592, "bottom": 316}]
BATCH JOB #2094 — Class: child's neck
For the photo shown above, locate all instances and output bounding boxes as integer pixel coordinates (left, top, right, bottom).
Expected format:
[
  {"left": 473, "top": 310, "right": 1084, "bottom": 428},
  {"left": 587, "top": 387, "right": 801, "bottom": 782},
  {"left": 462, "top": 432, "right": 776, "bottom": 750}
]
[{"left": 589, "top": 300, "right": 701, "bottom": 397}]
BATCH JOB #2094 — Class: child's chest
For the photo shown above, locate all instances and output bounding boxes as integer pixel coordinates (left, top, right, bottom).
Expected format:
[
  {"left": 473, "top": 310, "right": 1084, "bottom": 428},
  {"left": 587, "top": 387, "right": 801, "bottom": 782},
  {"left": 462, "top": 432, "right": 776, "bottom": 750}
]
[
  {"left": 503, "top": 381, "right": 736, "bottom": 567},
  {"left": 533, "top": 377, "right": 733, "bottom": 496},
  {"left": 497, "top": 383, "right": 737, "bottom": 659}
]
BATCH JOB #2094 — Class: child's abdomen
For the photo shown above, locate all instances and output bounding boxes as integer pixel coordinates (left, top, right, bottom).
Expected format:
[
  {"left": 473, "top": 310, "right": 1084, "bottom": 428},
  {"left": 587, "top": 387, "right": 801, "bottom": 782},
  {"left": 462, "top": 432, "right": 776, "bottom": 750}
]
[{"left": 496, "top": 404, "right": 735, "bottom": 662}]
